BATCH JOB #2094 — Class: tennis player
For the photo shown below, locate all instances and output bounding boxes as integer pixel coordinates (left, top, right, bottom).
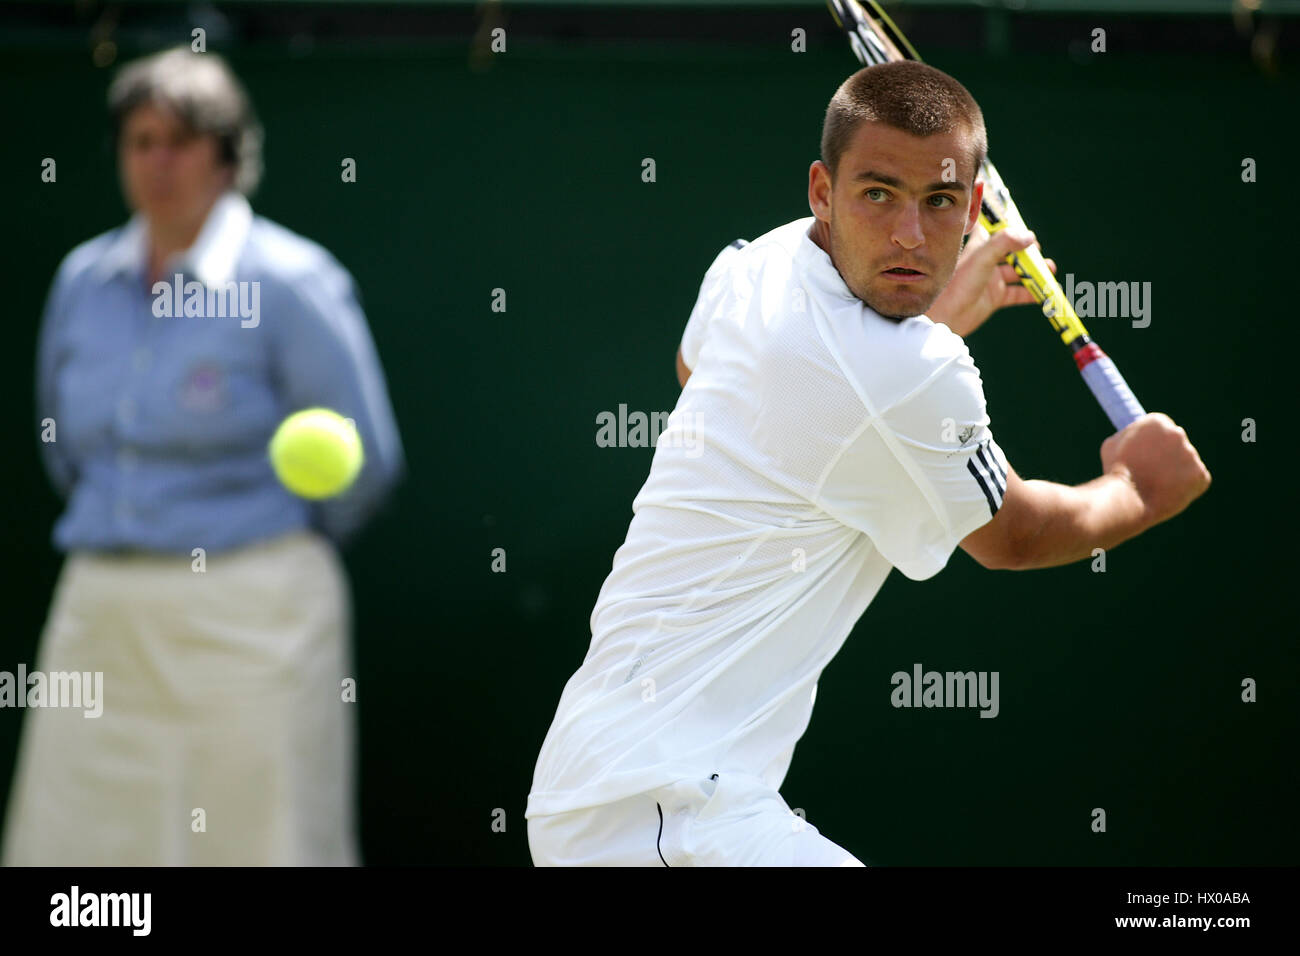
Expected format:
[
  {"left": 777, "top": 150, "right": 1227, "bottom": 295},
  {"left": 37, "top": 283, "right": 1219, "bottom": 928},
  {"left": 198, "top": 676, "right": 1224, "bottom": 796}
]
[{"left": 526, "top": 62, "right": 1210, "bottom": 866}]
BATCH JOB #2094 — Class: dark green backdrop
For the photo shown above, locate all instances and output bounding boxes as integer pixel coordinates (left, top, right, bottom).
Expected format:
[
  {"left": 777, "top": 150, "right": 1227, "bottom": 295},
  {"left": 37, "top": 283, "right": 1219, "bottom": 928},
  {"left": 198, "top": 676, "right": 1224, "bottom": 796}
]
[{"left": 2, "top": 13, "right": 1296, "bottom": 865}]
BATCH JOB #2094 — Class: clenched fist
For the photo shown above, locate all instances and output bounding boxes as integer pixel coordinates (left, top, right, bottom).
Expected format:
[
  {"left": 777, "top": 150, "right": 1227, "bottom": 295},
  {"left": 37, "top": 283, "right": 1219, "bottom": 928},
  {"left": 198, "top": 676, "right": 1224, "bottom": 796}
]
[{"left": 1101, "top": 412, "right": 1211, "bottom": 527}]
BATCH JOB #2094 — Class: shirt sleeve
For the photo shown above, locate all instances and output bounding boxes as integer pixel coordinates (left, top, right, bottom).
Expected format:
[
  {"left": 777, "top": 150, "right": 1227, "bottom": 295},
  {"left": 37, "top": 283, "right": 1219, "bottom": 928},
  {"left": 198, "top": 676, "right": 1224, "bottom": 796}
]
[
  {"left": 815, "top": 343, "right": 1009, "bottom": 581},
  {"left": 270, "top": 255, "right": 405, "bottom": 545},
  {"left": 34, "top": 258, "right": 78, "bottom": 499},
  {"left": 680, "top": 238, "right": 748, "bottom": 370}
]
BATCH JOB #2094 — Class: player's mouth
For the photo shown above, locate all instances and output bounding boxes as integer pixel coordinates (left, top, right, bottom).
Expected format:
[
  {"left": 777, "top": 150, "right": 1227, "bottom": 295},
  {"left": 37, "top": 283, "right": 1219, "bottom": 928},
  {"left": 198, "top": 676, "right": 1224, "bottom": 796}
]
[{"left": 881, "top": 267, "right": 926, "bottom": 283}]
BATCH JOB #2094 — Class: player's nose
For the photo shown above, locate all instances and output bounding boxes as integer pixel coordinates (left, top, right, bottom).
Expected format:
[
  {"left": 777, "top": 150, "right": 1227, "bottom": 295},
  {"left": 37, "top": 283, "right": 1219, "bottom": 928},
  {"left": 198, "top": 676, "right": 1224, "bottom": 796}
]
[{"left": 891, "top": 204, "right": 925, "bottom": 249}]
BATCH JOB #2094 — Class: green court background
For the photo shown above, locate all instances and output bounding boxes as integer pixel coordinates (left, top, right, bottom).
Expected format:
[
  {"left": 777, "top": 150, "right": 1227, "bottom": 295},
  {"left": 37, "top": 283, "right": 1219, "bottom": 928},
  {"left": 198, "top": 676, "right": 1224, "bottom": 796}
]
[{"left": 1, "top": 4, "right": 1296, "bottom": 865}]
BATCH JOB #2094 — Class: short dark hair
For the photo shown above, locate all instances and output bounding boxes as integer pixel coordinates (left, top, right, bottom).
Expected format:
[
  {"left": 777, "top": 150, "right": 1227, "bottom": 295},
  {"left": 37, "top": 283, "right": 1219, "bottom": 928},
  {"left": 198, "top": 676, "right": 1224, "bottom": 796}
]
[
  {"left": 820, "top": 61, "right": 987, "bottom": 185},
  {"left": 108, "top": 46, "right": 264, "bottom": 196}
]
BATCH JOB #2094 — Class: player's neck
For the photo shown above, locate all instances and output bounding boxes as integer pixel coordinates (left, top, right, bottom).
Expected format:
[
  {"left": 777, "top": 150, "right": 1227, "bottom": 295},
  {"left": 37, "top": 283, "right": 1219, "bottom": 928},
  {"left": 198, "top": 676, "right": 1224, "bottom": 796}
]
[{"left": 808, "top": 218, "right": 831, "bottom": 256}]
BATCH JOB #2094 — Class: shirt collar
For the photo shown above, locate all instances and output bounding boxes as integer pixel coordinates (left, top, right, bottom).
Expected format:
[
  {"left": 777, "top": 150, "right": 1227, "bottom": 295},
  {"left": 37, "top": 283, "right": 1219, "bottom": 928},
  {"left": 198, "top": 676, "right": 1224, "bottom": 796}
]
[
  {"left": 794, "top": 216, "right": 857, "bottom": 302},
  {"left": 96, "top": 190, "right": 253, "bottom": 287}
]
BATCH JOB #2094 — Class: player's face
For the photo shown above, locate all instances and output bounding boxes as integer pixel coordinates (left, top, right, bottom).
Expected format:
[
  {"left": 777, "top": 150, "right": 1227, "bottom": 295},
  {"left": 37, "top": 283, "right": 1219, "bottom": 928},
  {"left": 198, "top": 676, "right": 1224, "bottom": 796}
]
[
  {"left": 809, "top": 120, "right": 982, "bottom": 320},
  {"left": 119, "top": 102, "right": 231, "bottom": 231}
]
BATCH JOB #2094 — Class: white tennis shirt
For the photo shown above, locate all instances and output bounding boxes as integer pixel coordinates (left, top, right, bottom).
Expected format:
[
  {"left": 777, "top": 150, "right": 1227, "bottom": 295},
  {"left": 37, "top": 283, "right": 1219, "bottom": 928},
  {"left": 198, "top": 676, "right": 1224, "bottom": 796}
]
[{"left": 526, "top": 216, "right": 1010, "bottom": 818}]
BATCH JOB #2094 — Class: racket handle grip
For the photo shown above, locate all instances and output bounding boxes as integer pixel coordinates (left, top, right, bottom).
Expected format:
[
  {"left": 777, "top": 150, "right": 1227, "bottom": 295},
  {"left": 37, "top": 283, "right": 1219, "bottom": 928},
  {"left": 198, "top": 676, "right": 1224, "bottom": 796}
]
[{"left": 1075, "top": 344, "right": 1145, "bottom": 432}]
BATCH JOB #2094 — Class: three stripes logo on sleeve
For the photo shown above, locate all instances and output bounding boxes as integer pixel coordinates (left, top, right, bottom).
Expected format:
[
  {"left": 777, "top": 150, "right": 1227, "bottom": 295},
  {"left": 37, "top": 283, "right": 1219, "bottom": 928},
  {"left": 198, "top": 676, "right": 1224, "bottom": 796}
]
[{"left": 966, "top": 440, "right": 1007, "bottom": 517}]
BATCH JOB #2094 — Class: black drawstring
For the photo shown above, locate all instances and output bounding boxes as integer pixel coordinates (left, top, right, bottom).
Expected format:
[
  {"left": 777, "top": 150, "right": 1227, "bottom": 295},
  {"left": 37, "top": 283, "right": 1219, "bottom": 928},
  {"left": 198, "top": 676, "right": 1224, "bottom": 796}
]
[{"left": 655, "top": 803, "right": 670, "bottom": 867}]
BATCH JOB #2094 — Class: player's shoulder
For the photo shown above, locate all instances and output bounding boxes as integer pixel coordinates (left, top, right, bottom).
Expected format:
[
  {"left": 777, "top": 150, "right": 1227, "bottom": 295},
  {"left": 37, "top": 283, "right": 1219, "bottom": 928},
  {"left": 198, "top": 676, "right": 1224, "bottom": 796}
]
[
  {"left": 688, "top": 220, "right": 798, "bottom": 318},
  {"left": 842, "top": 310, "right": 979, "bottom": 412},
  {"left": 903, "top": 313, "right": 975, "bottom": 373},
  {"left": 748, "top": 216, "right": 815, "bottom": 254},
  {"left": 878, "top": 315, "right": 988, "bottom": 423},
  {"left": 740, "top": 217, "right": 816, "bottom": 276},
  {"left": 699, "top": 217, "right": 811, "bottom": 277}
]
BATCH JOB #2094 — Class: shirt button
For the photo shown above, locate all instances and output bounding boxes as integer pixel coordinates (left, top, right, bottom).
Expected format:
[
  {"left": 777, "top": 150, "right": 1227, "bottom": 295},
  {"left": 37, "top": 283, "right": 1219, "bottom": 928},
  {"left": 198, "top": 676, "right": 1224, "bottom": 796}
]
[
  {"left": 117, "top": 448, "right": 137, "bottom": 470},
  {"left": 115, "top": 500, "right": 132, "bottom": 521},
  {"left": 132, "top": 348, "right": 151, "bottom": 372},
  {"left": 117, "top": 397, "right": 136, "bottom": 425}
]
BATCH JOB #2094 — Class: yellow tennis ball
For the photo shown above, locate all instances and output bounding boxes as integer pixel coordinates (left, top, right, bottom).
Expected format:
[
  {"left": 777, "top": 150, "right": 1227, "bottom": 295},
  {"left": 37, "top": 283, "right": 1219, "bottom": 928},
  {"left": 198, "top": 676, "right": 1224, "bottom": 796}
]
[{"left": 268, "top": 408, "right": 364, "bottom": 500}]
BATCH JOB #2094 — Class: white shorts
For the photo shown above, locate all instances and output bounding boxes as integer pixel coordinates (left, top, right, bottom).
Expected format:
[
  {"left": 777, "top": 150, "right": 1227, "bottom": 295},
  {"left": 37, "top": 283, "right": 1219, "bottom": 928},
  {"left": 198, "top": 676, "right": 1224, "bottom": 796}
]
[{"left": 528, "top": 772, "right": 866, "bottom": 867}]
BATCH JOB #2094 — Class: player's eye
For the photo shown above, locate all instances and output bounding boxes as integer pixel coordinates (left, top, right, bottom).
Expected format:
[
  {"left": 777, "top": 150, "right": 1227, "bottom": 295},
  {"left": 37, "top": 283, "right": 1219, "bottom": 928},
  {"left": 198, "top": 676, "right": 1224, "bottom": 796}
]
[
  {"left": 865, "top": 188, "right": 889, "bottom": 202},
  {"left": 928, "top": 194, "right": 956, "bottom": 208}
]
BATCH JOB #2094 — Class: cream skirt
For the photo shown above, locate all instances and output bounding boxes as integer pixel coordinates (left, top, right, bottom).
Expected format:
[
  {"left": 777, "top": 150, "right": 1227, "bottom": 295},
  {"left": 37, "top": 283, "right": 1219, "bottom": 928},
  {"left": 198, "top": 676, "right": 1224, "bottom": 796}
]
[{"left": 2, "top": 530, "right": 359, "bottom": 865}]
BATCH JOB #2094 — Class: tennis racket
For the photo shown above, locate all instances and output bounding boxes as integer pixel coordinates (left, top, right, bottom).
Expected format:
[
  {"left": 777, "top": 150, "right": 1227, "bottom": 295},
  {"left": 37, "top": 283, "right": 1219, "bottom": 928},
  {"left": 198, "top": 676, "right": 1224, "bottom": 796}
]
[{"left": 826, "top": 0, "right": 1146, "bottom": 433}]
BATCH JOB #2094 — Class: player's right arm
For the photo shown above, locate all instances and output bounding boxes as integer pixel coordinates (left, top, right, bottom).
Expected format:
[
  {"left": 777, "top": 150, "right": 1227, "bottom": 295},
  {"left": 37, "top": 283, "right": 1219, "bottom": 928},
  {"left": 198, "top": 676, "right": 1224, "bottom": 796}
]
[{"left": 960, "top": 413, "right": 1211, "bottom": 571}]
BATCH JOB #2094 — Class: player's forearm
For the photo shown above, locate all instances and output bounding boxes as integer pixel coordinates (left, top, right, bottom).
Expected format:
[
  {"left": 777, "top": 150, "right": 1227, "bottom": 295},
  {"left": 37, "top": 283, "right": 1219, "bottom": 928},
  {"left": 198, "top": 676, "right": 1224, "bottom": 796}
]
[{"left": 1009, "top": 471, "right": 1149, "bottom": 570}]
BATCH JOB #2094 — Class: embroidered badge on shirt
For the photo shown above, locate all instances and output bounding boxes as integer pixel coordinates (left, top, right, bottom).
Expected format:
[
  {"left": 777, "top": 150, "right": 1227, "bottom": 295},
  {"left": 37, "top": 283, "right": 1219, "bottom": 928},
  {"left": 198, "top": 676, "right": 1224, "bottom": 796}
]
[{"left": 178, "top": 361, "right": 227, "bottom": 413}]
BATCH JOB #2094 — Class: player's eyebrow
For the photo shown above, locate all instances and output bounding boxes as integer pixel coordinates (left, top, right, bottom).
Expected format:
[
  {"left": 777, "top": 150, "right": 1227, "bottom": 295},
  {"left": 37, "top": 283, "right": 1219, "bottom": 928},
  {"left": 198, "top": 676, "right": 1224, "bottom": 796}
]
[{"left": 852, "top": 170, "right": 967, "bottom": 193}]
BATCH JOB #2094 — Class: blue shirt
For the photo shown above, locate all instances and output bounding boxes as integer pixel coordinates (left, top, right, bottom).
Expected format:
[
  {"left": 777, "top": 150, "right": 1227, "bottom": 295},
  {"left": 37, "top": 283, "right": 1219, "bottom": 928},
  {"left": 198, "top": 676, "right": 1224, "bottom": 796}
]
[{"left": 36, "top": 191, "right": 404, "bottom": 554}]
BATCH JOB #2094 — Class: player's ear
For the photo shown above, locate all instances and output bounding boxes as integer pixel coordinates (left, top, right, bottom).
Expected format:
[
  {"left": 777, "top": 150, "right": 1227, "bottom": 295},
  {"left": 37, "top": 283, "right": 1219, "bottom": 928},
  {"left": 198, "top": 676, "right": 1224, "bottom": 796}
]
[
  {"left": 964, "top": 179, "right": 984, "bottom": 235},
  {"left": 808, "top": 160, "right": 832, "bottom": 220}
]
